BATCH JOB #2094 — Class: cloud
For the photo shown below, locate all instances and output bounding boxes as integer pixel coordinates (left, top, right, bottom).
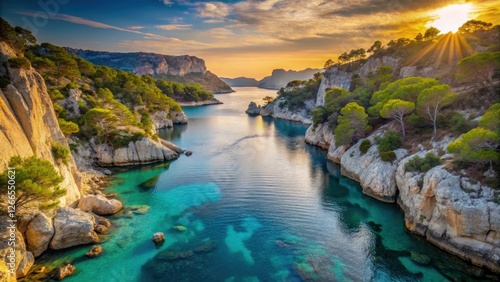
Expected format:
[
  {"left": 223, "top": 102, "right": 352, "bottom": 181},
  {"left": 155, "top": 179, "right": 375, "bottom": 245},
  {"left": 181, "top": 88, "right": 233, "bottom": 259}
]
[
  {"left": 196, "top": 2, "right": 231, "bottom": 18},
  {"left": 128, "top": 25, "right": 145, "bottom": 30},
  {"left": 156, "top": 24, "right": 192, "bottom": 30}
]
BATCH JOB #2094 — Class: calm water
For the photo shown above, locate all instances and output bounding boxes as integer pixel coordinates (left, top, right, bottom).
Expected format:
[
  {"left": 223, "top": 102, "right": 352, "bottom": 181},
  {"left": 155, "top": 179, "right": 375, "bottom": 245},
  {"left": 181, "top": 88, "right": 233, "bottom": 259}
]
[{"left": 33, "top": 87, "right": 492, "bottom": 281}]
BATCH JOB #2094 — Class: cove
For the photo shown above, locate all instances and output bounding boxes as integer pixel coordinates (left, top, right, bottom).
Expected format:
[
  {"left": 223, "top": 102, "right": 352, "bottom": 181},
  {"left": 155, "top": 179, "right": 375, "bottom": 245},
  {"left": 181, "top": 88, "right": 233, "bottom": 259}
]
[{"left": 31, "top": 87, "right": 491, "bottom": 281}]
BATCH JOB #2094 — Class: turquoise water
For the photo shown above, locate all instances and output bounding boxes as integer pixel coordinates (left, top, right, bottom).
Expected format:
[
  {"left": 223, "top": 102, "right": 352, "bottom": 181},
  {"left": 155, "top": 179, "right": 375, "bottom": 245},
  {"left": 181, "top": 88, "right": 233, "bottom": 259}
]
[{"left": 32, "top": 87, "right": 494, "bottom": 281}]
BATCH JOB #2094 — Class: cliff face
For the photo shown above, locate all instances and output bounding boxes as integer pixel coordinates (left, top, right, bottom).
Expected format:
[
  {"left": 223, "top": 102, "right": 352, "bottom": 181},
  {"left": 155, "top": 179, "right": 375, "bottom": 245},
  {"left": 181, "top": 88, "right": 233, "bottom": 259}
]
[
  {"left": 0, "top": 43, "right": 81, "bottom": 206},
  {"left": 315, "top": 67, "right": 352, "bottom": 106},
  {"left": 66, "top": 48, "right": 232, "bottom": 94},
  {"left": 66, "top": 48, "right": 206, "bottom": 77}
]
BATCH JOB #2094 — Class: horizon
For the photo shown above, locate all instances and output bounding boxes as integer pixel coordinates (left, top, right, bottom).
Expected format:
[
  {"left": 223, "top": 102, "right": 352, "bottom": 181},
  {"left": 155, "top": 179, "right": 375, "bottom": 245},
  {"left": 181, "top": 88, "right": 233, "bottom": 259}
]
[{"left": 1, "top": 0, "right": 499, "bottom": 79}]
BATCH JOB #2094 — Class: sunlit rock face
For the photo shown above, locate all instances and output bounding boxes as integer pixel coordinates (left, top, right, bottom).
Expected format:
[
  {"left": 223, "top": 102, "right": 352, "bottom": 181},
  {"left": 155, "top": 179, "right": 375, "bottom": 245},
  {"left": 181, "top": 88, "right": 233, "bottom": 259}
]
[
  {"left": 316, "top": 67, "right": 352, "bottom": 107},
  {"left": 0, "top": 42, "right": 81, "bottom": 206},
  {"left": 66, "top": 48, "right": 206, "bottom": 77},
  {"left": 396, "top": 161, "right": 500, "bottom": 273}
]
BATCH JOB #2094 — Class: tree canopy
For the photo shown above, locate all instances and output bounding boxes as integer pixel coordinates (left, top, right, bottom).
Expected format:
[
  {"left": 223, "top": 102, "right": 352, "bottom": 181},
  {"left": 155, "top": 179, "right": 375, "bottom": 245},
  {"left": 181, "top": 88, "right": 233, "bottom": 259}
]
[
  {"left": 417, "top": 84, "right": 457, "bottom": 139},
  {"left": 380, "top": 99, "right": 415, "bottom": 139},
  {"left": 335, "top": 102, "right": 370, "bottom": 146},
  {"left": 0, "top": 156, "right": 65, "bottom": 212}
]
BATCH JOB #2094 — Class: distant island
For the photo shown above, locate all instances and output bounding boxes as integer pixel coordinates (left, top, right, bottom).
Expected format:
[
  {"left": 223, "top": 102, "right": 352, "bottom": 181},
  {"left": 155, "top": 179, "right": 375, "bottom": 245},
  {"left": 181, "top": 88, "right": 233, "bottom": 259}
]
[{"left": 222, "top": 68, "right": 323, "bottom": 90}]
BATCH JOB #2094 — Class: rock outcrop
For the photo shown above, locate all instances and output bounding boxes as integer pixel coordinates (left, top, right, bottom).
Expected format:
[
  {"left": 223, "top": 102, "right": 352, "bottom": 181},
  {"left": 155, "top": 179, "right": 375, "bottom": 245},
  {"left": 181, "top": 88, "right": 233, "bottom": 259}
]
[
  {"left": 0, "top": 43, "right": 81, "bottom": 206},
  {"left": 396, "top": 162, "right": 500, "bottom": 272},
  {"left": 245, "top": 102, "right": 262, "bottom": 115},
  {"left": 91, "top": 137, "right": 179, "bottom": 166},
  {"left": 77, "top": 194, "right": 123, "bottom": 215},
  {"left": 25, "top": 213, "right": 54, "bottom": 257},
  {"left": 152, "top": 232, "right": 165, "bottom": 244},
  {"left": 245, "top": 98, "right": 314, "bottom": 124},
  {"left": 340, "top": 137, "right": 408, "bottom": 203},
  {"left": 170, "top": 111, "right": 188, "bottom": 124},
  {"left": 50, "top": 208, "right": 99, "bottom": 250},
  {"left": 315, "top": 67, "right": 352, "bottom": 106},
  {"left": 304, "top": 123, "right": 334, "bottom": 150},
  {"left": 149, "top": 111, "right": 173, "bottom": 131}
]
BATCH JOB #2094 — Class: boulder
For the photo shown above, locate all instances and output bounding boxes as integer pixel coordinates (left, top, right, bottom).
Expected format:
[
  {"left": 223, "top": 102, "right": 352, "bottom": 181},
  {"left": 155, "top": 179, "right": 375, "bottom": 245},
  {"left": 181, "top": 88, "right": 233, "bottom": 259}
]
[
  {"left": 53, "top": 264, "right": 76, "bottom": 280},
  {"left": 16, "top": 251, "right": 34, "bottom": 278},
  {"left": 160, "top": 139, "right": 183, "bottom": 154},
  {"left": 78, "top": 194, "right": 123, "bottom": 215},
  {"left": 170, "top": 110, "right": 188, "bottom": 123},
  {"left": 50, "top": 208, "right": 99, "bottom": 250},
  {"left": 0, "top": 216, "right": 34, "bottom": 279},
  {"left": 25, "top": 213, "right": 54, "bottom": 257},
  {"left": 152, "top": 232, "right": 165, "bottom": 244},
  {"left": 85, "top": 245, "right": 103, "bottom": 258},
  {"left": 185, "top": 151, "right": 193, "bottom": 156},
  {"left": 245, "top": 102, "right": 262, "bottom": 115}
]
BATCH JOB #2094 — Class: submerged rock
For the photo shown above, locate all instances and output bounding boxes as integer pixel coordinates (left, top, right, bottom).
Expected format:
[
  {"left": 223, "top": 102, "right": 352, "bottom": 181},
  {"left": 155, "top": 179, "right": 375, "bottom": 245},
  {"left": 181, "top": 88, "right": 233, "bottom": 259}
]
[
  {"left": 85, "top": 245, "right": 103, "bottom": 258},
  {"left": 53, "top": 264, "right": 76, "bottom": 280},
  {"left": 172, "top": 225, "right": 187, "bottom": 232},
  {"left": 152, "top": 232, "right": 165, "bottom": 244},
  {"left": 138, "top": 176, "right": 159, "bottom": 190},
  {"left": 193, "top": 241, "right": 217, "bottom": 253},
  {"left": 410, "top": 251, "right": 431, "bottom": 265},
  {"left": 185, "top": 151, "right": 193, "bottom": 156}
]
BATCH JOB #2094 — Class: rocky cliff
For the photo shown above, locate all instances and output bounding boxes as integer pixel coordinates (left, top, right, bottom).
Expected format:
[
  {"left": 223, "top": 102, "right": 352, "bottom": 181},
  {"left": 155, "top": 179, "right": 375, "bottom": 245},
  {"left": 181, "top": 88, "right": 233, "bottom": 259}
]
[
  {"left": 304, "top": 121, "right": 500, "bottom": 273},
  {"left": 0, "top": 42, "right": 81, "bottom": 206},
  {"left": 246, "top": 98, "right": 315, "bottom": 124},
  {"left": 66, "top": 48, "right": 233, "bottom": 94},
  {"left": 315, "top": 66, "right": 352, "bottom": 106}
]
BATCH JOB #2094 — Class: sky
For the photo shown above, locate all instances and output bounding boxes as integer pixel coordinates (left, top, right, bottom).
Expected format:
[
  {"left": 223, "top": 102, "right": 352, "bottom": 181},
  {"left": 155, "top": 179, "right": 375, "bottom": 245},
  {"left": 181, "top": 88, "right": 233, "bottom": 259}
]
[{"left": 1, "top": 0, "right": 499, "bottom": 79}]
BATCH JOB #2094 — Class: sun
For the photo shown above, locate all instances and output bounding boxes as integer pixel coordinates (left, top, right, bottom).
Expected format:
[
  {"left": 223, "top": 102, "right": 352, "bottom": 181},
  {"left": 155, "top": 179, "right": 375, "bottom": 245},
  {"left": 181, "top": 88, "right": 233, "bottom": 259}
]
[{"left": 427, "top": 3, "right": 473, "bottom": 33}]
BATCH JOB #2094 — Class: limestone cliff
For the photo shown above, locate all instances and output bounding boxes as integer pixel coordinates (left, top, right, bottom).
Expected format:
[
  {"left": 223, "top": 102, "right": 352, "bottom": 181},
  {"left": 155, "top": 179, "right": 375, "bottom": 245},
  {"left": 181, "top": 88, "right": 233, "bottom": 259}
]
[
  {"left": 315, "top": 67, "right": 352, "bottom": 106},
  {"left": 66, "top": 48, "right": 233, "bottom": 94},
  {"left": 0, "top": 42, "right": 81, "bottom": 206},
  {"left": 396, "top": 159, "right": 500, "bottom": 272}
]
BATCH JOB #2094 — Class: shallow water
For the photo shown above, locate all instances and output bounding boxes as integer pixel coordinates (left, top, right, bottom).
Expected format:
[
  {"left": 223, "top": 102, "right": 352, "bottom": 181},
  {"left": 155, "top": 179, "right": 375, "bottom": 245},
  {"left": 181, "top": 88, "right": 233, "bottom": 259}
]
[{"left": 33, "top": 87, "right": 494, "bottom": 281}]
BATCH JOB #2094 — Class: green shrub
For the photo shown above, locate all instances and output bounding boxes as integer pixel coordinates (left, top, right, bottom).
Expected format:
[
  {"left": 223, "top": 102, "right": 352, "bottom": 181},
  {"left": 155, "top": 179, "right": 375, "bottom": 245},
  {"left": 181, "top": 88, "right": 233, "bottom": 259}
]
[
  {"left": 109, "top": 132, "right": 146, "bottom": 148},
  {"left": 378, "top": 130, "right": 401, "bottom": 153},
  {"left": 380, "top": 151, "right": 396, "bottom": 162},
  {"left": 405, "top": 152, "right": 441, "bottom": 172},
  {"left": 53, "top": 103, "right": 68, "bottom": 119},
  {"left": 8, "top": 57, "right": 30, "bottom": 69},
  {"left": 51, "top": 142, "right": 71, "bottom": 164},
  {"left": 58, "top": 118, "right": 79, "bottom": 136},
  {"left": 359, "top": 139, "right": 371, "bottom": 154},
  {"left": 49, "top": 88, "right": 65, "bottom": 101}
]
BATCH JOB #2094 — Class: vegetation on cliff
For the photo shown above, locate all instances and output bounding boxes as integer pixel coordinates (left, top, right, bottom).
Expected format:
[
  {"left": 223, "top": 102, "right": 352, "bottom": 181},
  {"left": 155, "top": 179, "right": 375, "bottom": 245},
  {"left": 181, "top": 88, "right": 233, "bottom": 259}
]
[{"left": 1, "top": 18, "right": 198, "bottom": 150}]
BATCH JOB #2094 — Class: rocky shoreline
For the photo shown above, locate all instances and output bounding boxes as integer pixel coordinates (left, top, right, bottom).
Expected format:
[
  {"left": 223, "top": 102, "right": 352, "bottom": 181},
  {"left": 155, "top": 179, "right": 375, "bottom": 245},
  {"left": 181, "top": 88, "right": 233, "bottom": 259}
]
[
  {"left": 178, "top": 98, "right": 223, "bottom": 107},
  {"left": 302, "top": 121, "right": 500, "bottom": 274}
]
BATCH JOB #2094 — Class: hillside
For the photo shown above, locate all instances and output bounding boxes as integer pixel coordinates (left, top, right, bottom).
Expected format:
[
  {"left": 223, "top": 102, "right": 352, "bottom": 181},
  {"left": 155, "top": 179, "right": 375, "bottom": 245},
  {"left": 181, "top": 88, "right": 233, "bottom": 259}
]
[
  {"left": 258, "top": 68, "right": 323, "bottom": 90},
  {"left": 67, "top": 48, "right": 233, "bottom": 94},
  {"left": 220, "top": 77, "right": 259, "bottom": 87}
]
